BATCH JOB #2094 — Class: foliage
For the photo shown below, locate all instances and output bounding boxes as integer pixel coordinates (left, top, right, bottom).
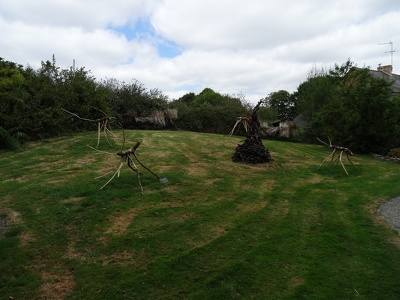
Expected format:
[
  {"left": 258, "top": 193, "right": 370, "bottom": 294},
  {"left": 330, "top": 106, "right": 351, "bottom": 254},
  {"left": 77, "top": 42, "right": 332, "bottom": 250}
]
[
  {"left": 99, "top": 78, "right": 170, "bottom": 129},
  {"left": 0, "top": 56, "right": 172, "bottom": 149},
  {"left": 169, "top": 88, "right": 248, "bottom": 134},
  {"left": 387, "top": 147, "right": 400, "bottom": 158},
  {"left": 0, "top": 56, "right": 109, "bottom": 148},
  {"left": 263, "top": 90, "right": 297, "bottom": 120},
  {"left": 257, "top": 105, "right": 278, "bottom": 123},
  {"left": 1, "top": 131, "right": 400, "bottom": 299},
  {"left": 295, "top": 71, "right": 336, "bottom": 122},
  {"left": 296, "top": 60, "right": 400, "bottom": 153}
]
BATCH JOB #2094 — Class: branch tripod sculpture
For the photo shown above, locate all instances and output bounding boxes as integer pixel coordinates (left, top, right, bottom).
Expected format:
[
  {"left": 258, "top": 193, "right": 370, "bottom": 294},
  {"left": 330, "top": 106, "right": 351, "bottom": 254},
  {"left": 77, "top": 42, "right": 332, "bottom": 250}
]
[
  {"left": 89, "top": 131, "right": 168, "bottom": 194},
  {"left": 317, "top": 137, "right": 357, "bottom": 175},
  {"left": 62, "top": 108, "right": 166, "bottom": 193},
  {"left": 61, "top": 108, "right": 118, "bottom": 148},
  {"left": 228, "top": 117, "right": 250, "bottom": 136}
]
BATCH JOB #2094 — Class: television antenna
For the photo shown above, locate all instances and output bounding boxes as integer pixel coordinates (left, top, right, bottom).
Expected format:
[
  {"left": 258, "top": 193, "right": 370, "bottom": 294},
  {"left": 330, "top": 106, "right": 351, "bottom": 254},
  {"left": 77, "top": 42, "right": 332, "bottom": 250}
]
[{"left": 378, "top": 41, "right": 396, "bottom": 68}]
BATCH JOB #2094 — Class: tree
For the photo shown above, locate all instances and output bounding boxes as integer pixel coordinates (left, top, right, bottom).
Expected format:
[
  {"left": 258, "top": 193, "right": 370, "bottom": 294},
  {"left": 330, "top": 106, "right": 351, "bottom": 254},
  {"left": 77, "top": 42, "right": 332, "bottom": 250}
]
[
  {"left": 264, "top": 90, "right": 297, "bottom": 120},
  {"left": 0, "top": 58, "right": 31, "bottom": 148},
  {"left": 297, "top": 60, "right": 400, "bottom": 152},
  {"left": 169, "top": 88, "right": 247, "bottom": 134},
  {"left": 99, "top": 78, "right": 170, "bottom": 129}
]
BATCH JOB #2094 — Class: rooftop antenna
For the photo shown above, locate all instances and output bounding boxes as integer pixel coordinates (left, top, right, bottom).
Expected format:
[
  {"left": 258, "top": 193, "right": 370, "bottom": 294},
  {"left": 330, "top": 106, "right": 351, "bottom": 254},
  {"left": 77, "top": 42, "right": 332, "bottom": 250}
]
[{"left": 378, "top": 41, "right": 396, "bottom": 68}]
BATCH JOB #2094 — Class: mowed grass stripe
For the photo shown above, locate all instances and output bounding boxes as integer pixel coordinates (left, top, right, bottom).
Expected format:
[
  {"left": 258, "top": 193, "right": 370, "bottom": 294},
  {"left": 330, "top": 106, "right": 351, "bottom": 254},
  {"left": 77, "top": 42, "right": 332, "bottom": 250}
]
[{"left": 1, "top": 130, "right": 400, "bottom": 299}]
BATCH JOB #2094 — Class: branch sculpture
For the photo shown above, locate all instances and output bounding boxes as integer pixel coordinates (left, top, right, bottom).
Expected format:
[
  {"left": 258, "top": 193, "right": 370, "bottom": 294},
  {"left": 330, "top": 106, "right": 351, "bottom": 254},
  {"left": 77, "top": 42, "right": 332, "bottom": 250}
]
[
  {"left": 89, "top": 134, "right": 168, "bottom": 194},
  {"left": 317, "top": 137, "right": 357, "bottom": 175},
  {"left": 62, "top": 108, "right": 118, "bottom": 147},
  {"left": 232, "top": 100, "right": 272, "bottom": 164},
  {"left": 228, "top": 117, "right": 250, "bottom": 136}
]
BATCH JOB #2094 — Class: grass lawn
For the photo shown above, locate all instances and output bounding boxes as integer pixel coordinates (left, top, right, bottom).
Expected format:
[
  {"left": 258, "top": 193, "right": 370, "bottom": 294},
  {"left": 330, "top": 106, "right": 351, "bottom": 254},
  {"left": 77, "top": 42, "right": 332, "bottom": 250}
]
[{"left": 1, "top": 130, "right": 400, "bottom": 299}]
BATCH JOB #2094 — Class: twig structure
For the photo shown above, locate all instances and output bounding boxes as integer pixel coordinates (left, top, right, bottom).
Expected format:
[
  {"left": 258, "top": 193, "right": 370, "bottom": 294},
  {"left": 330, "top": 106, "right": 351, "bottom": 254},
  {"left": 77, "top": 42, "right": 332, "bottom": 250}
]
[
  {"left": 90, "top": 139, "right": 167, "bottom": 194},
  {"left": 62, "top": 108, "right": 118, "bottom": 147},
  {"left": 228, "top": 117, "right": 250, "bottom": 136},
  {"left": 317, "top": 137, "right": 357, "bottom": 175},
  {"left": 232, "top": 100, "right": 272, "bottom": 164}
]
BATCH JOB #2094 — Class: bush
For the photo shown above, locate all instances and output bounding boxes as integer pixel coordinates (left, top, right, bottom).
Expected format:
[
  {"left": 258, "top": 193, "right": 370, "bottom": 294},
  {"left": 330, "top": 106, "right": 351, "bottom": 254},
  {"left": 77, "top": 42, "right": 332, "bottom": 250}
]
[
  {"left": 170, "top": 88, "right": 248, "bottom": 134},
  {"left": 387, "top": 147, "right": 400, "bottom": 158}
]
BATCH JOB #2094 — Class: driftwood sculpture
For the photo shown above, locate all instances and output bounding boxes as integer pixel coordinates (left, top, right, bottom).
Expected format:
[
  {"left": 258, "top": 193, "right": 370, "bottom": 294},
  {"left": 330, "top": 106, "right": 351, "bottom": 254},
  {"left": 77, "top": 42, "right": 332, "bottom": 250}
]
[
  {"left": 229, "top": 117, "right": 250, "bottom": 136},
  {"left": 317, "top": 137, "right": 356, "bottom": 175},
  {"left": 89, "top": 133, "right": 167, "bottom": 193},
  {"left": 62, "top": 108, "right": 117, "bottom": 147},
  {"left": 232, "top": 100, "right": 272, "bottom": 164}
]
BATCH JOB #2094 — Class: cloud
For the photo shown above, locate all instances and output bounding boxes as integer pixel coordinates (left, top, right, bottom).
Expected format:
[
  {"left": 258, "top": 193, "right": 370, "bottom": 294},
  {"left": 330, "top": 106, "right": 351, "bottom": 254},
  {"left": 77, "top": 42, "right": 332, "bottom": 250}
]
[
  {"left": 1, "top": 0, "right": 399, "bottom": 103},
  {"left": 0, "top": 0, "right": 157, "bottom": 28}
]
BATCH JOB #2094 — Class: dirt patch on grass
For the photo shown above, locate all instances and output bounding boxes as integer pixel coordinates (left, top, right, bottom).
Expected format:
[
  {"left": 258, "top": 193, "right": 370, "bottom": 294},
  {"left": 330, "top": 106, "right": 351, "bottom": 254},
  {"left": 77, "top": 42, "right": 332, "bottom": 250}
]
[
  {"left": 39, "top": 270, "right": 76, "bottom": 300},
  {"left": 156, "top": 165, "right": 179, "bottom": 173},
  {"left": 63, "top": 242, "right": 86, "bottom": 260},
  {"left": 63, "top": 197, "right": 86, "bottom": 203},
  {"left": 289, "top": 175, "right": 325, "bottom": 188},
  {"left": 3, "top": 174, "right": 31, "bottom": 183},
  {"left": 101, "top": 250, "right": 149, "bottom": 267},
  {"left": 261, "top": 179, "right": 277, "bottom": 191},
  {"left": 205, "top": 177, "right": 224, "bottom": 185},
  {"left": 267, "top": 200, "right": 290, "bottom": 218},
  {"left": 104, "top": 206, "right": 150, "bottom": 236},
  {"left": 187, "top": 165, "right": 208, "bottom": 176},
  {"left": 289, "top": 277, "right": 305, "bottom": 287},
  {"left": 0, "top": 208, "right": 22, "bottom": 227},
  {"left": 236, "top": 201, "right": 270, "bottom": 213},
  {"left": 194, "top": 225, "right": 228, "bottom": 248},
  {"left": 19, "top": 232, "right": 37, "bottom": 244}
]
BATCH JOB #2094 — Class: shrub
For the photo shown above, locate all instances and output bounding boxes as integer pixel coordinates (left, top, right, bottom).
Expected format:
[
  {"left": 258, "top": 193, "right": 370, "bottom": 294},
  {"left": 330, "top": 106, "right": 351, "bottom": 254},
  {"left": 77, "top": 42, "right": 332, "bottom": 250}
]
[{"left": 387, "top": 147, "right": 400, "bottom": 159}]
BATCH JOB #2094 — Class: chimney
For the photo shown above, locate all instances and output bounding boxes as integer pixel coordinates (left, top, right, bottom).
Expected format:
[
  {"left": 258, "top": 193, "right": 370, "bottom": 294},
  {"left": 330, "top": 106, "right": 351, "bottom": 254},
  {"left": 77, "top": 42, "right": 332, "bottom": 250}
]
[{"left": 377, "top": 64, "right": 393, "bottom": 75}]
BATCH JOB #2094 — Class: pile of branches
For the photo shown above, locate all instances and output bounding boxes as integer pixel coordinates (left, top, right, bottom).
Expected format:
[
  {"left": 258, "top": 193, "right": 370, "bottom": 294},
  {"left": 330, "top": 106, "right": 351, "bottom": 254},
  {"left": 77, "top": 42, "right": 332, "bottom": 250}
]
[{"left": 232, "top": 100, "right": 272, "bottom": 164}]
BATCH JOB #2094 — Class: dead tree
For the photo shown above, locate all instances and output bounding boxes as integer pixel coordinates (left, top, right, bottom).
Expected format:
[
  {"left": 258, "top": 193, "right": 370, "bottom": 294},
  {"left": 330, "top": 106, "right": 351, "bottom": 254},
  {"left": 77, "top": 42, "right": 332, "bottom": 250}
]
[
  {"left": 62, "top": 108, "right": 118, "bottom": 147},
  {"left": 317, "top": 137, "right": 357, "bottom": 175},
  {"left": 232, "top": 100, "right": 272, "bottom": 164},
  {"left": 90, "top": 135, "right": 168, "bottom": 194}
]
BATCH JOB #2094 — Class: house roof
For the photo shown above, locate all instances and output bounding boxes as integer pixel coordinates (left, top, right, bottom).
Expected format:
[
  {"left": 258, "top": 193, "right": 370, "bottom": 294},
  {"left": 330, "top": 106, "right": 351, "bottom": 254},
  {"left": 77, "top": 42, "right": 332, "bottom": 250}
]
[{"left": 369, "top": 69, "right": 400, "bottom": 98}]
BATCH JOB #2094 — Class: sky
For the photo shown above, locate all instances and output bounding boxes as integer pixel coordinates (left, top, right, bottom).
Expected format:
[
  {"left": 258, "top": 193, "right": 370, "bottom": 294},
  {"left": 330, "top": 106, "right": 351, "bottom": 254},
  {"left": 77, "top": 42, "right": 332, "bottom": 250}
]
[{"left": 1, "top": 0, "right": 399, "bottom": 103}]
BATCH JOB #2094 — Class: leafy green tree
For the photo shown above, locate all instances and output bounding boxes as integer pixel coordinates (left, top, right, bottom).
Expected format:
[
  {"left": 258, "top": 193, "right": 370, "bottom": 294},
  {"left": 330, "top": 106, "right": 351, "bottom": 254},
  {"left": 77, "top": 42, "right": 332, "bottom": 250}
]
[
  {"left": 296, "top": 75, "right": 336, "bottom": 122},
  {"left": 99, "top": 79, "right": 169, "bottom": 129},
  {"left": 264, "top": 90, "right": 297, "bottom": 120},
  {"left": 258, "top": 106, "right": 278, "bottom": 123},
  {"left": 170, "top": 88, "right": 247, "bottom": 134},
  {"left": 27, "top": 57, "right": 109, "bottom": 137},
  {"left": 297, "top": 60, "right": 400, "bottom": 152},
  {"left": 0, "top": 56, "right": 111, "bottom": 148},
  {"left": 0, "top": 58, "right": 31, "bottom": 148}
]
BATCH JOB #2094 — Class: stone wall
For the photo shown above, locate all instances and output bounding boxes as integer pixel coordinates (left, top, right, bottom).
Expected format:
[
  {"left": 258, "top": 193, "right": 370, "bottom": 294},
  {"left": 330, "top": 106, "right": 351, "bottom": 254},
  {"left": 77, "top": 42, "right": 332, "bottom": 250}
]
[{"left": 372, "top": 154, "right": 400, "bottom": 163}]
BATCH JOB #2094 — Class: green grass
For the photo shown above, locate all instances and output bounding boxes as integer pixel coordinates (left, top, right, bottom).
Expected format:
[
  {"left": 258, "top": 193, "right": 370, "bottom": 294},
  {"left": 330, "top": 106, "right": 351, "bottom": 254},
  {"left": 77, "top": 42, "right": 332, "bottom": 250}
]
[{"left": 1, "top": 130, "right": 400, "bottom": 299}]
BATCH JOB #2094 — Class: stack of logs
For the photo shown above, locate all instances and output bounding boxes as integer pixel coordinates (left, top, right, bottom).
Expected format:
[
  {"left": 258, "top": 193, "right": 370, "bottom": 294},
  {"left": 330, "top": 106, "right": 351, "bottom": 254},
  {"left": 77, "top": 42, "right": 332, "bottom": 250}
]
[{"left": 232, "top": 100, "right": 272, "bottom": 164}]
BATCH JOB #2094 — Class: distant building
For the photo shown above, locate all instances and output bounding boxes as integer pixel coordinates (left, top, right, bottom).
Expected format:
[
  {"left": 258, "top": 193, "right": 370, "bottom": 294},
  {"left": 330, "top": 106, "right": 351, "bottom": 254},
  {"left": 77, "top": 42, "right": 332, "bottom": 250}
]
[{"left": 369, "top": 64, "right": 400, "bottom": 99}]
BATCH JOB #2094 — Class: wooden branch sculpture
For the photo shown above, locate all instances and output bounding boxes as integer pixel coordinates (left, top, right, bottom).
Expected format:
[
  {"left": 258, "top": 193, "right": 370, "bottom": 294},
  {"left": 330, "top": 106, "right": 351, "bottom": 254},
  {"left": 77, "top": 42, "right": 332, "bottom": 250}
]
[
  {"left": 229, "top": 117, "right": 250, "bottom": 136},
  {"left": 89, "top": 138, "right": 168, "bottom": 194},
  {"left": 62, "top": 108, "right": 118, "bottom": 147},
  {"left": 317, "top": 137, "right": 357, "bottom": 175},
  {"left": 232, "top": 100, "right": 272, "bottom": 164}
]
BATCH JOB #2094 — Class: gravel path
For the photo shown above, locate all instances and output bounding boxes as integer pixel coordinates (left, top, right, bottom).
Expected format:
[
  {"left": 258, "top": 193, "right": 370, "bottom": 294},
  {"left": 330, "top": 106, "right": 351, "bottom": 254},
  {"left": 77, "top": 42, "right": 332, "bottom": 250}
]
[{"left": 377, "top": 197, "right": 400, "bottom": 235}]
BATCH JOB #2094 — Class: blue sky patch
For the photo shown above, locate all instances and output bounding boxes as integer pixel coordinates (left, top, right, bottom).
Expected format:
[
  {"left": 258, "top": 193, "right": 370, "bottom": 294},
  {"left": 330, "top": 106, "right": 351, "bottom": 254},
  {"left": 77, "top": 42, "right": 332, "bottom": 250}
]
[
  {"left": 157, "top": 40, "right": 182, "bottom": 58},
  {"left": 111, "top": 18, "right": 182, "bottom": 58}
]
